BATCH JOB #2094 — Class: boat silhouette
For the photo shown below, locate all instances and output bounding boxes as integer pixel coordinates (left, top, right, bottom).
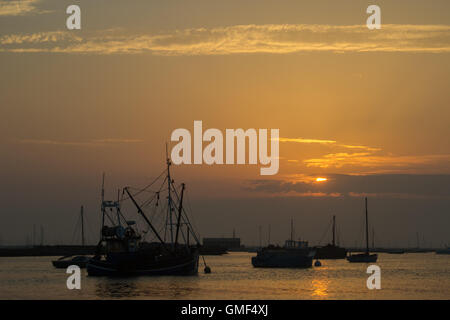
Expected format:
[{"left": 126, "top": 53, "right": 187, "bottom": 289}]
[
  {"left": 347, "top": 197, "right": 378, "bottom": 263},
  {"left": 314, "top": 215, "right": 347, "bottom": 259},
  {"left": 252, "top": 219, "right": 316, "bottom": 268},
  {"left": 87, "top": 151, "right": 201, "bottom": 276}
]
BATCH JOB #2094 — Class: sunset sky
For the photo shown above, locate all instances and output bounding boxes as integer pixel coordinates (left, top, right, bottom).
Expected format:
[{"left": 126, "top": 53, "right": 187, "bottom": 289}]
[{"left": 1, "top": 0, "right": 449, "bottom": 247}]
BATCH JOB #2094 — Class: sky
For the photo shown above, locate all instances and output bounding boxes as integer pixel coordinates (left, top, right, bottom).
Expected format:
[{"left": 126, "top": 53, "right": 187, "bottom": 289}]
[{"left": 0, "top": 0, "right": 449, "bottom": 247}]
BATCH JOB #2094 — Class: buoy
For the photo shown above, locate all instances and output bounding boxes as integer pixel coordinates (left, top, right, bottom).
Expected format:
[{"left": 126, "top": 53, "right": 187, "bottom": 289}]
[
  {"left": 314, "top": 260, "right": 322, "bottom": 267},
  {"left": 204, "top": 266, "right": 211, "bottom": 274}
]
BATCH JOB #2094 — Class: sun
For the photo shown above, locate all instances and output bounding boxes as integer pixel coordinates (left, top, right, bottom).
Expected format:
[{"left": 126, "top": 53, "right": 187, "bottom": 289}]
[{"left": 315, "top": 177, "right": 327, "bottom": 182}]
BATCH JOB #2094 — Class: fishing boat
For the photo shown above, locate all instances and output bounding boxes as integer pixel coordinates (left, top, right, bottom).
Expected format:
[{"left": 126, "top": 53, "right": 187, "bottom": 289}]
[
  {"left": 252, "top": 219, "right": 316, "bottom": 268},
  {"left": 52, "top": 206, "right": 92, "bottom": 268},
  {"left": 87, "top": 152, "right": 202, "bottom": 276},
  {"left": 347, "top": 198, "right": 378, "bottom": 263},
  {"left": 314, "top": 215, "right": 347, "bottom": 259}
]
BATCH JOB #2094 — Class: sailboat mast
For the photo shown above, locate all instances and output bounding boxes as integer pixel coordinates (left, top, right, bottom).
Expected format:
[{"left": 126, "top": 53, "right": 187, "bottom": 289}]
[
  {"left": 81, "top": 205, "right": 85, "bottom": 247},
  {"left": 365, "top": 197, "right": 369, "bottom": 254}
]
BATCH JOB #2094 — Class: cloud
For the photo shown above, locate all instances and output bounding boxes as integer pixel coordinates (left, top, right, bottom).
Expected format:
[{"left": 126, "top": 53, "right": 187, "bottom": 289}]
[
  {"left": 0, "top": 0, "right": 46, "bottom": 16},
  {"left": 1, "top": 24, "right": 450, "bottom": 54},
  {"left": 279, "top": 136, "right": 449, "bottom": 174},
  {"left": 278, "top": 136, "right": 380, "bottom": 153},
  {"left": 278, "top": 137, "right": 336, "bottom": 145},
  {"left": 304, "top": 153, "right": 450, "bottom": 172},
  {"left": 17, "top": 138, "right": 144, "bottom": 146},
  {"left": 244, "top": 174, "right": 450, "bottom": 199}
]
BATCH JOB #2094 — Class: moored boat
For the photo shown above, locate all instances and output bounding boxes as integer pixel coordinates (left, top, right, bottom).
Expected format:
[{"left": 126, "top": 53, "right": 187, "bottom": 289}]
[
  {"left": 347, "top": 198, "right": 378, "bottom": 263},
  {"left": 252, "top": 219, "right": 316, "bottom": 268},
  {"left": 52, "top": 206, "right": 91, "bottom": 268},
  {"left": 87, "top": 153, "right": 202, "bottom": 277},
  {"left": 314, "top": 215, "right": 347, "bottom": 259}
]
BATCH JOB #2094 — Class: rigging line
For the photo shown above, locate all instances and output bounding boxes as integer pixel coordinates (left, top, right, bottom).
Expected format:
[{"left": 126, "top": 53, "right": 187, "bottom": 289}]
[
  {"left": 184, "top": 189, "right": 201, "bottom": 240},
  {"left": 317, "top": 217, "right": 334, "bottom": 246},
  {"left": 70, "top": 213, "right": 81, "bottom": 245},
  {"left": 118, "top": 169, "right": 168, "bottom": 202},
  {"left": 138, "top": 177, "right": 169, "bottom": 208}
]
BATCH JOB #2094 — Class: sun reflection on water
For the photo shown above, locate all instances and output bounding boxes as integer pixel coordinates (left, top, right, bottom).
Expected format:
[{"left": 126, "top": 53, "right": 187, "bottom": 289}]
[{"left": 311, "top": 279, "right": 329, "bottom": 298}]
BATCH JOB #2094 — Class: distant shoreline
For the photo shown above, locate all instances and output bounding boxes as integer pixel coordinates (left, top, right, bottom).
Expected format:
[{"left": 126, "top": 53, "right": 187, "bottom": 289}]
[{"left": 0, "top": 245, "right": 96, "bottom": 257}]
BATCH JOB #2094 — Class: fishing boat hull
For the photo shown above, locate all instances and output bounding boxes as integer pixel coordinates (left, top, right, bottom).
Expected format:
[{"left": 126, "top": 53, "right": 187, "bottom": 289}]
[
  {"left": 347, "top": 253, "right": 378, "bottom": 263},
  {"left": 87, "top": 250, "right": 199, "bottom": 276},
  {"left": 252, "top": 249, "right": 315, "bottom": 268},
  {"left": 314, "top": 245, "right": 347, "bottom": 259}
]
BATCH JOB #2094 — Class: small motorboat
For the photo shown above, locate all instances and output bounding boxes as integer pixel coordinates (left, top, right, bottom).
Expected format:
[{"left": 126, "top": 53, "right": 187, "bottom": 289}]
[
  {"left": 52, "top": 255, "right": 91, "bottom": 269},
  {"left": 347, "top": 252, "right": 378, "bottom": 263}
]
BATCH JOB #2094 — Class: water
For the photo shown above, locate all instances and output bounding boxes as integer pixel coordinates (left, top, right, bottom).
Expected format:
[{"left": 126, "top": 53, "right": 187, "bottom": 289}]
[{"left": 0, "top": 252, "right": 449, "bottom": 299}]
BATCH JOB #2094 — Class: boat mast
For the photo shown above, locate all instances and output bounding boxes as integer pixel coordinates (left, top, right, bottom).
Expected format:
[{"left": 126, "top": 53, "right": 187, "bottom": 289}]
[
  {"left": 101, "top": 173, "right": 105, "bottom": 237},
  {"left": 174, "top": 183, "right": 185, "bottom": 246},
  {"left": 166, "top": 144, "right": 174, "bottom": 245},
  {"left": 81, "top": 205, "right": 85, "bottom": 247},
  {"left": 365, "top": 197, "right": 369, "bottom": 254}
]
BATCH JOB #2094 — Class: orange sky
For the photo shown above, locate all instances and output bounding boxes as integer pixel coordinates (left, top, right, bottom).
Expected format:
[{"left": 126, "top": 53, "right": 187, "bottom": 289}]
[{"left": 0, "top": 0, "right": 449, "bottom": 246}]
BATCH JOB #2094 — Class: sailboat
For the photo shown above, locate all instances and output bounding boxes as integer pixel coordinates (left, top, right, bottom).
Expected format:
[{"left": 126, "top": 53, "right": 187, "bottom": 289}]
[
  {"left": 347, "top": 197, "right": 378, "bottom": 263},
  {"left": 314, "top": 215, "right": 347, "bottom": 259},
  {"left": 86, "top": 152, "right": 201, "bottom": 276},
  {"left": 52, "top": 206, "right": 91, "bottom": 268}
]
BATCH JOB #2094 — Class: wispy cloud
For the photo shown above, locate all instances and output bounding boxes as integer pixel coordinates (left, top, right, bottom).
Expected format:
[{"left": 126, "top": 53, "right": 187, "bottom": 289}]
[
  {"left": 244, "top": 174, "right": 450, "bottom": 199},
  {"left": 280, "top": 135, "right": 449, "bottom": 174},
  {"left": 304, "top": 153, "right": 450, "bottom": 171},
  {"left": 17, "top": 138, "right": 144, "bottom": 147},
  {"left": 278, "top": 137, "right": 336, "bottom": 144},
  {"left": 279, "top": 136, "right": 380, "bottom": 152},
  {"left": 1, "top": 24, "right": 450, "bottom": 54},
  {"left": 0, "top": 0, "right": 46, "bottom": 16}
]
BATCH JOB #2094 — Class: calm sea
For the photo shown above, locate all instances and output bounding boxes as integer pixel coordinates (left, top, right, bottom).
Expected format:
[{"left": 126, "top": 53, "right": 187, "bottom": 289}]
[{"left": 0, "top": 252, "right": 449, "bottom": 299}]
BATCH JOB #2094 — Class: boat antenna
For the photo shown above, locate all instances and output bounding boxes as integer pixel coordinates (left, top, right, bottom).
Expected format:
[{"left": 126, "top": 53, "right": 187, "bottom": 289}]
[
  {"left": 290, "top": 218, "right": 294, "bottom": 242},
  {"left": 81, "top": 205, "right": 85, "bottom": 247},
  {"left": 365, "top": 197, "right": 369, "bottom": 254}
]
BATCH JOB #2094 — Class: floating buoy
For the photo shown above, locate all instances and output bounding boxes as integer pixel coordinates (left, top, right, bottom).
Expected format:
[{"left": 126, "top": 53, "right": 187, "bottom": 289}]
[
  {"left": 314, "top": 260, "right": 322, "bottom": 267},
  {"left": 204, "top": 266, "right": 211, "bottom": 274}
]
